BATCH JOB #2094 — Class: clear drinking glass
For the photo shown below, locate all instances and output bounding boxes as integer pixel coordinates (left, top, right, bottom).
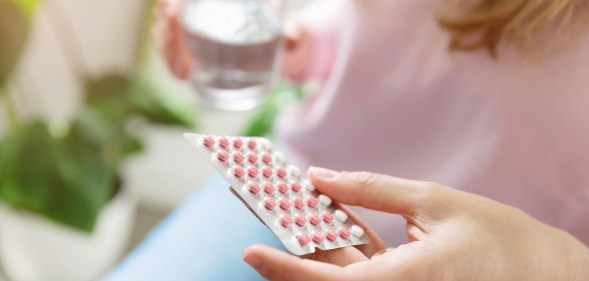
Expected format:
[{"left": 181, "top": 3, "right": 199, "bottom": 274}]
[{"left": 181, "top": 0, "right": 285, "bottom": 111}]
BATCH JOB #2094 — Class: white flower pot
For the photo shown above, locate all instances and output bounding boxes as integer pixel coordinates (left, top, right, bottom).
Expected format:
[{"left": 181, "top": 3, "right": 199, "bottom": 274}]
[{"left": 0, "top": 188, "right": 135, "bottom": 281}]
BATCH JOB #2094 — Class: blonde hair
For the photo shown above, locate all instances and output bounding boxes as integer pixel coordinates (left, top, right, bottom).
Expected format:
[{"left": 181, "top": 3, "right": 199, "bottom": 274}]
[{"left": 436, "top": 0, "right": 588, "bottom": 57}]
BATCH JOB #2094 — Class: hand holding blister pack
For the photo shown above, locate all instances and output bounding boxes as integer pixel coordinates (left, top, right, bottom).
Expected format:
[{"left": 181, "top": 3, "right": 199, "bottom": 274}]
[{"left": 184, "top": 133, "right": 369, "bottom": 255}]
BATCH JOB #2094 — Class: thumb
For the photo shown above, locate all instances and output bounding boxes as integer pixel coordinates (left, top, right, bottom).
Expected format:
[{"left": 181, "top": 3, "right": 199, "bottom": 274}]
[
  {"left": 243, "top": 245, "right": 352, "bottom": 281},
  {"left": 307, "top": 167, "right": 437, "bottom": 218}
]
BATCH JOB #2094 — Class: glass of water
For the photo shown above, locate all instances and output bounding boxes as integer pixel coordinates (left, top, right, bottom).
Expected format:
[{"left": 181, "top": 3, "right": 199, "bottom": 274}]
[{"left": 181, "top": 0, "right": 285, "bottom": 111}]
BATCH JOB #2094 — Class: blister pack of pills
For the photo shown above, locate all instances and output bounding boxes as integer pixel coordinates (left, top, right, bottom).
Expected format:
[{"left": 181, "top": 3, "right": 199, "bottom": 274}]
[{"left": 184, "top": 133, "right": 369, "bottom": 255}]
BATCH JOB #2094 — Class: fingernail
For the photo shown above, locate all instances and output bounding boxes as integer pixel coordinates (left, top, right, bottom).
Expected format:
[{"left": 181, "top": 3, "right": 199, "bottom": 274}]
[
  {"left": 244, "top": 253, "right": 264, "bottom": 272},
  {"left": 309, "top": 166, "right": 338, "bottom": 179}
]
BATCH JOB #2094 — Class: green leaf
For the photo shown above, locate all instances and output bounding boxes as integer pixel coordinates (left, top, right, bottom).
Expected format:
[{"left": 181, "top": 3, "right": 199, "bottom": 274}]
[
  {"left": 84, "top": 73, "right": 197, "bottom": 128},
  {"left": 4, "top": 0, "right": 39, "bottom": 19},
  {"left": 242, "top": 100, "right": 280, "bottom": 137},
  {"left": 0, "top": 1, "right": 30, "bottom": 89},
  {"left": 0, "top": 122, "right": 116, "bottom": 232},
  {"left": 129, "top": 74, "right": 197, "bottom": 128},
  {"left": 242, "top": 81, "right": 304, "bottom": 137}
]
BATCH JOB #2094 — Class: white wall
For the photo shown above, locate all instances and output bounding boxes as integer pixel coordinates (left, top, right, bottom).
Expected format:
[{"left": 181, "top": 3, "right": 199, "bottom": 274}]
[{"left": 12, "top": 0, "right": 146, "bottom": 123}]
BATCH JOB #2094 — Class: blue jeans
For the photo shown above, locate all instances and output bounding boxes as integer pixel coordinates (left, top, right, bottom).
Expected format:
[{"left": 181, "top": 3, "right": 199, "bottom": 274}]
[{"left": 102, "top": 175, "right": 284, "bottom": 281}]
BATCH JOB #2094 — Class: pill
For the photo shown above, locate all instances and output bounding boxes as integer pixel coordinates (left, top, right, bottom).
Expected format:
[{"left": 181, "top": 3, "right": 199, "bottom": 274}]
[
  {"left": 304, "top": 181, "right": 316, "bottom": 191},
  {"left": 318, "top": 195, "right": 332, "bottom": 206},
  {"left": 247, "top": 183, "right": 260, "bottom": 195},
  {"left": 218, "top": 137, "right": 230, "bottom": 149},
  {"left": 277, "top": 181, "right": 289, "bottom": 194},
  {"left": 295, "top": 215, "right": 306, "bottom": 226},
  {"left": 338, "top": 227, "right": 350, "bottom": 239},
  {"left": 276, "top": 167, "right": 287, "bottom": 179},
  {"left": 306, "top": 196, "right": 318, "bottom": 208},
  {"left": 261, "top": 153, "right": 273, "bottom": 165},
  {"left": 287, "top": 165, "right": 301, "bottom": 178},
  {"left": 289, "top": 181, "right": 302, "bottom": 192},
  {"left": 296, "top": 233, "right": 310, "bottom": 246},
  {"left": 325, "top": 230, "right": 338, "bottom": 241},
  {"left": 247, "top": 167, "right": 259, "bottom": 179},
  {"left": 279, "top": 198, "right": 291, "bottom": 210},
  {"left": 216, "top": 151, "right": 229, "bottom": 163},
  {"left": 263, "top": 182, "right": 275, "bottom": 194},
  {"left": 350, "top": 225, "right": 364, "bottom": 237},
  {"left": 263, "top": 198, "right": 276, "bottom": 211},
  {"left": 259, "top": 139, "right": 272, "bottom": 150},
  {"left": 232, "top": 138, "right": 243, "bottom": 149},
  {"left": 293, "top": 197, "right": 304, "bottom": 209},
  {"left": 311, "top": 232, "right": 324, "bottom": 244},
  {"left": 247, "top": 139, "right": 257, "bottom": 150},
  {"left": 232, "top": 151, "right": 244, "bottom": 164},
  {"left": 279, "top": 215, "right": 292, "bottom": 228},
  {"left": 273, "top": 151, "right": 285, "bottom": 163},
  {"left": 230, "top": 166, "right": 245, "bottom": 180},
  {"left": 262, "top": 166, "right": 273, "bottom": 179},
  {"left": 321, "top": 212, "right": 333, "bottom": 223},
  {"left": 334, "top": 210, "right": 348, "bottom": 222},
  {"left": 309, "top": 214, "right": 321, "bottom": 226},
  {"left": 247, "top": 153, "right": 258, "bottom": 164},
  {"left": 201, "top": 136, "right": 215, "bottom": 149}
]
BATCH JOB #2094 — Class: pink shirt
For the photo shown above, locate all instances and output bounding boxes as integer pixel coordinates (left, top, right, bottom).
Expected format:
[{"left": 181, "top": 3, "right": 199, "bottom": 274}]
[{"left": 276, "top": 0, "right": 589, "bottom": 246}]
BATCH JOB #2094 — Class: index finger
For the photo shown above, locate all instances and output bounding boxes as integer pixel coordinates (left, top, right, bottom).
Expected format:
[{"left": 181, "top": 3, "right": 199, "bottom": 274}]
[{"left": 308, "top": 168, "right": 434, "bottom": 218}]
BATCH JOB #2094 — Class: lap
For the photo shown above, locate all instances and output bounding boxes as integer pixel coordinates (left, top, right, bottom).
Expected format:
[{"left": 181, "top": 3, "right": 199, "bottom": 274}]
[{"left": 102, "top": 175, "right": 284, "bottom": 281}]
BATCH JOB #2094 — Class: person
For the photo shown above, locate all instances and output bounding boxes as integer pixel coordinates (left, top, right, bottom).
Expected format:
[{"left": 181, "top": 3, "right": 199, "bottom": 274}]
[{"left": 104, "top": 0, "right": 589, "bottom": 280}]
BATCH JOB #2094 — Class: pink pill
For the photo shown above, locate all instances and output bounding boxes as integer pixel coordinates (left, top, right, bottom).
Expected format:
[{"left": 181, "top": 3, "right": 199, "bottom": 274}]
[
  {"left": 232, "top": 138, "right": 243, "bottom": 149},
  {"left": 296, "top": 233, "right": 310, "bottom": 246},
  {"left": 295, "top": 215, "right": 306, "bottom": 226},
  {"left": 325, "top": 230, "right": 338, "bottom": 241},
  {"left": 263, "top": 198, "right": 275, "bottom": 211},
  {"left": 279, "top": 198, "right": 291, "bottom": 210},
  {"left": 263, "top": 182, "right": 275, "bottom": 194},
  {"left": 306, "top": 196, "right": 318, "bottom": 208},
  {"left": 261, "top": 153, "right": 272, "bottom": 164},
  {"left": 218, "top": 137, "right": 230, "bottom": 149},
  {"left": 247, "top": 183, "right": 260, "bottom": 195},
  {"left": 289, "top": 181, "right": 302, "bottom": 192},
  {"left": 247, "top": 167, "right": 259, "bottom": 179},
  {"left": 202, "top": 136, "right": 215, "bottom": 149},
  {"left": 279, "top": 215, "right": 292, "bottom": 228},
  {"left": 216, "top": 151, "right": 229, "bottom": 163},
  {"left": 276, "top": 167, "right": 287, "bottom": 179},
  {"left": 247, "top": 139, "right": 257, "bottom": 150},
  {"left": 232, "top": 166, "right": 245, "bottom": 179},
  {"left": 311, "top": 232, "right": 324, "bottom": 244},
  {"left": 309, "top": 214, "right": 321, "bottom": 226},
  {"left": 322, "top": 212, "right": 334, "bottom": 223},
  {"left": 261, "top": 166, "right": 273, "bottom": 178},
  {"left": 277, "top": 181, "right": 289, "bottom": 194},
  {"left": 232, "top": 151, "right": 244, "bottom": 164},
  {"left": 293, "top": 197, "right": 304, "bottom": 209},
  {"left": 338, "top": 227, "right": 350, "bottom": 239},
  {"left": 247, "top": 153, "right": 258, "bottom": 164}
]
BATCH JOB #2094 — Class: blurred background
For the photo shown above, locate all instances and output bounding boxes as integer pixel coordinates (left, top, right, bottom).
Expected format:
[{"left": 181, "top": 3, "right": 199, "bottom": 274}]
[{"left": 0, "top": 0, "right": 310, "bottom": 280}]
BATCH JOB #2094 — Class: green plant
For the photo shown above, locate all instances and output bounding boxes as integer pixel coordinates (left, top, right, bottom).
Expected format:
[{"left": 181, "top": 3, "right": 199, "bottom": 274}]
[
  {"left": 242, "top": 80, "right": 309, "bottom": 137},
  {"left": 0, "top": 0, "right": 196, "bottom": 231}
]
